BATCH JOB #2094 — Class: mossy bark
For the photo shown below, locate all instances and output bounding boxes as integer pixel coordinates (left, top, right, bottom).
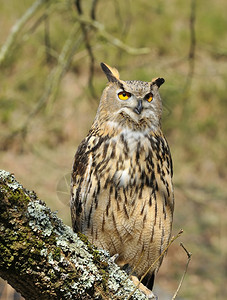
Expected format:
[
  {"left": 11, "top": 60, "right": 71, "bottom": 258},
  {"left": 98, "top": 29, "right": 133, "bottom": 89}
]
[{"left": 0, "top": 170, "right": 147, "bottom": 300}]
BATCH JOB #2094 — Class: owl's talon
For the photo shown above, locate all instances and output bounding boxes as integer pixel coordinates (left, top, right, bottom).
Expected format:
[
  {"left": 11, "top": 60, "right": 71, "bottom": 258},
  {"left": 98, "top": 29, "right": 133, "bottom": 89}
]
[
  {"left": 130, "top": 275, "right": 158, "bottom": 299},
  {"left": 110, "top": 253, "right": 119, "bottom": 263}
]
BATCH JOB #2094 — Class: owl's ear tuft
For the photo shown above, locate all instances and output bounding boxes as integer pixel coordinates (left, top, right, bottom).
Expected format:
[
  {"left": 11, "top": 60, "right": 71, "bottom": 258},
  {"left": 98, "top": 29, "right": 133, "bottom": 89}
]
[
  {"left": 100, "top": 62, "right": 120, "bottom": 83},
  {"left": 151, "top": 77, "right": 165, "bottom": 88}
]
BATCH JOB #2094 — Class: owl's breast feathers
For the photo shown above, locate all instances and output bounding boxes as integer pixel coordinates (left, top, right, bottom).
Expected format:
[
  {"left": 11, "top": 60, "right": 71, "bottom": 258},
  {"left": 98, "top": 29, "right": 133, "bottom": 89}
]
[
  {"left": 71, "top": 123, "right": 174, "bottom": 240},
  {"left": 71, "top": 123, "right": 174, "bottom": 277}
]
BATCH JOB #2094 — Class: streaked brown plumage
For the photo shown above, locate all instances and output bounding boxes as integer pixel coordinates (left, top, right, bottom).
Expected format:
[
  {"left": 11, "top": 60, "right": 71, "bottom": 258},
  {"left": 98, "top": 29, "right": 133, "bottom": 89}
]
[{"left": 71, "top": 63, "right": 174, "bottom": 294}]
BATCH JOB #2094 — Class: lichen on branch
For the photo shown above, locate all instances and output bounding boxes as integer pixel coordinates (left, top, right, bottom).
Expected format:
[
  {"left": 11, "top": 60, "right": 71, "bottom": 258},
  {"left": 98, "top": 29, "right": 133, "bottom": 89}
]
[{"left": 0, "top": 170, "right": 146, "bottom": 299}]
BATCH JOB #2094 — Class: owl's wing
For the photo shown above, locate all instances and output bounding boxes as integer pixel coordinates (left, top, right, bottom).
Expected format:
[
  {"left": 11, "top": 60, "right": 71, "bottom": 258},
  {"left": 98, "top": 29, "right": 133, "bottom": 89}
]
[{"left": 71, "top": 136, "right": 92, "bottom": 233}]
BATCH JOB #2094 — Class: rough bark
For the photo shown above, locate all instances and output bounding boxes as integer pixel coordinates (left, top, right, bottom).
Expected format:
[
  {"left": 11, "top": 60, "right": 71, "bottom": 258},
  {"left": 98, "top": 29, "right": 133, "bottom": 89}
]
[{"left": 0, "top": 170, "right": 147, "bottom": 300}]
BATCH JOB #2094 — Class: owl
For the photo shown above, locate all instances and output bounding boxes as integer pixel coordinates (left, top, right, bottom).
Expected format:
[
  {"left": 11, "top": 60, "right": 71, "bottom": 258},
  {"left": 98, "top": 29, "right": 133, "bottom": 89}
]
[{"left": 71, "top": 63, "right": 174, "bottom": 296}]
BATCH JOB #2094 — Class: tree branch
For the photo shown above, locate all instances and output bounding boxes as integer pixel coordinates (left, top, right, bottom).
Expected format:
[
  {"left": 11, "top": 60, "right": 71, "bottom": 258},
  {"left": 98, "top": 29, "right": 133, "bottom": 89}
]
[
  {"left": 0, "top": 0, "right": 49, "bottom": 65},
  {"left": 74, "top": 0, "right": 97, "bottom": 98},
  {"left": 0, "top": 170, "right": 147, "bottom": 299},
  {"left": 181, "top": 0, "right": 197, "bottom": 116},
  {"left": 171, "top": 243, "right": 192, "bottom": 300},
  {"left": 74, "top": 15, "right": 150, "bottom": 55}
]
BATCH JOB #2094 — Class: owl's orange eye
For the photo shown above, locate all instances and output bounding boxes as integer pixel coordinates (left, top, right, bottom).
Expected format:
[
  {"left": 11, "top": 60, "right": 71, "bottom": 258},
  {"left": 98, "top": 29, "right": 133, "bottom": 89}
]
[
  {"left": 145, "top": 93, "right": 153, "bottom": 102},
  {"left": 118, "top": 91, "right": 131, "bottom": 101}
]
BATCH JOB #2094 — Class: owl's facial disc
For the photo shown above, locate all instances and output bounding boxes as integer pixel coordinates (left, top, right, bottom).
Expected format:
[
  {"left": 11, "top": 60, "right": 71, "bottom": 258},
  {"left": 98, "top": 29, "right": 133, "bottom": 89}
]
[
  {"left": 116, "top": 87, "right": 154, "bottom": 116},
  {"left": 113, "top": 82, "right": 162, "bottom": 128},
  {"left": 116, "top": 89, "right": 143, "bottom": 116}
]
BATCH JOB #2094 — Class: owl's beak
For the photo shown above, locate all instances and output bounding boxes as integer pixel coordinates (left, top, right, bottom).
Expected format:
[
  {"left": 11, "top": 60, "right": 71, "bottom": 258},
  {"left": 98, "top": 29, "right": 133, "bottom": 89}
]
[{"left": 134, "top": 100, "right": 143, "bottom": 115}]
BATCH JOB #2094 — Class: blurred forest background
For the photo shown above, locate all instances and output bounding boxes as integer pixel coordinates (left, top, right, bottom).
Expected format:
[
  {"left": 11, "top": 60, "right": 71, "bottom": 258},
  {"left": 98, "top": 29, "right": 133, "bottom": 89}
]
[{"left": 0, "top": 0, "right": 226, "bottom": 299}]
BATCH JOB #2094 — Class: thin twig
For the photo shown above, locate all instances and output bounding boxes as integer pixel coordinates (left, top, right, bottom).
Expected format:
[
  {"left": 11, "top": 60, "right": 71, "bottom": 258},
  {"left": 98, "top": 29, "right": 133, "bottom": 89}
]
[
  {"left": 188, "top": 0, "right": 196, "bottom": 63},
  {"left": 126, "top": 229, "right": 184, "bottom": 300},
  {"left": 0, "top": 0, "right": 47, "bottom": 65},
  {"left": 75, "top": 0, "right": 97, "bottom": 98},
  {"left": 182, "top": 0, "right": 196, "bottom": 112},
  {"left": 91, "top": 0, "right": 99, "bottom": 20},
  {"left": 171, "top": 243, "right": 192, "bottom": 300},
  {"left": 89, "top": 0, "right": 99, "bottom": 98},
  {"left": 75, "top": 0, "right": 82, "bottom": 14},
  {"left": 44, "top": 0, "right": 52, "bottom": 64}
]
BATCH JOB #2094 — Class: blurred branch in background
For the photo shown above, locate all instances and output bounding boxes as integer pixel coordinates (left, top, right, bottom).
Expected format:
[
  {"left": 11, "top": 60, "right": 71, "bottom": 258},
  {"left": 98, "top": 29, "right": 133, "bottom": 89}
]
[
  {"left": 44, "top": 0, "right": 52, "bottom": 64},
  {"left": 182, "top": 0, "right": 196, "bottom": 116},
  {"left": 188, "top": 0, "right": 196, "bottom": 78},
  {"left": 0, "top": 0, "right": 150, "bottom": 150},
  {"left": 0, "top": 0, "right": 48, "bottom": 65},
  {"left": 75, "top": 16, "right": 150, "bottom": 55},
  {"left": 1, "top": 26, "right": 83, "bottom": 151},
  {"left": 75, "top": 0, "right": 98, "bottom": 98}
]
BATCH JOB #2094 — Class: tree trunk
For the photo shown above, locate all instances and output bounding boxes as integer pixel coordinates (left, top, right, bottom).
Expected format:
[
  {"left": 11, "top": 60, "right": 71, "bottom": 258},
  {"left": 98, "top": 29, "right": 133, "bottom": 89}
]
[{"left": 0, "top": 170, "right": 147, "bottom": 300}]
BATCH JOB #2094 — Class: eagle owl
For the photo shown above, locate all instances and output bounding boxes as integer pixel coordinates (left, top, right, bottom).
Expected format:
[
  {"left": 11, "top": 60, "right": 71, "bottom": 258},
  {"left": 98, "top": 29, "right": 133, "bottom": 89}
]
[{"left": 71, "top": 63, "right": 174, "bottom": 294}]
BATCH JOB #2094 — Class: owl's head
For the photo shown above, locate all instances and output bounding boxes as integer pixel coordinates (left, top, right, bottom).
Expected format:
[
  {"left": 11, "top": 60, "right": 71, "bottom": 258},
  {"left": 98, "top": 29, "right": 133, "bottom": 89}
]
[{"left": 96, "top": 62, "right": 165, "bottom": 132}]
